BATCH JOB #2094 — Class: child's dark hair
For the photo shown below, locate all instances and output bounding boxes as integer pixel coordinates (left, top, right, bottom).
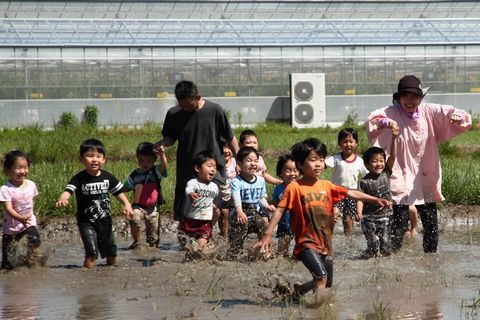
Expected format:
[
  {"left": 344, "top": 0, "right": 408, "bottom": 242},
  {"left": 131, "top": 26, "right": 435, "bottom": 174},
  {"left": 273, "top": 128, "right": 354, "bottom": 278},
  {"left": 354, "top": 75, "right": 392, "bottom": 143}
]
[
  {"left": 239, "top": 129, "right": 257, "bottom": 145},
  {"left": 363, "top": 147, "right": 386, "bottom": 165},
  {"left": 291, "top": 138, "right": 327, "bottom": 173},
  {"left": 175, "top": 80, "right": 199, "bottom": 100},
  {"left": 136, "top": 142, "right": 155, "bottom": 157},
  {"left": 338, "top": 127, "right": 358, "bottom": 144},
  {"left": 236, "top": 146, "right": 259, "bottom": 163},
  {"left": 193, "top": 150, "right": 217, "bottom": 170},
  {"left": 276, "top": 154, "right": 294, "bottom": 177},
  {"left": 79, "top": 138, "right": 106, "bottom": 157},
  {"left": 3, "top": 149, "right": 30, "bottom": 171}
]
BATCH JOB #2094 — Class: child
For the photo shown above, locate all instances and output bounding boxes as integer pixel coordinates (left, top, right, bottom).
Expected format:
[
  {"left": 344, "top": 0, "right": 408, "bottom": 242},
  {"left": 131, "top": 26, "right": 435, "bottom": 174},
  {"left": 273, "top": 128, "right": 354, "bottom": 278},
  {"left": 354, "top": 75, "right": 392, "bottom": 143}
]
[
  {"left": 178, "top": 151, "right": 219, "bottom": 255},
  {"left": 228, "top": 146, "right": 275, "bottom": 259},
  {"left": 357, "top": 124, "right": 398, "bottom": 258},
  {"left": 255, "top": 138, "right": 391, "bottom": 300},
  {"left": 325, "top": 128, "right": 368, "bottom": 236},
  {"left": 1, "top": 150, "right": 41, "bottom": 270},
  {"left": 273, "top": 154, "right": 298, "bottom": 256},
  {"left": 123, "top": 142, "right": 167, "bottom": 249},
  {"left": 238, "top": 130, "right": 282, "bottom": 185},
  {"left": 214, "top": 142, "right": 236, "bottom": 241},
  {"left": 56, "top": 139, "right": 133, "bottom": 269}
]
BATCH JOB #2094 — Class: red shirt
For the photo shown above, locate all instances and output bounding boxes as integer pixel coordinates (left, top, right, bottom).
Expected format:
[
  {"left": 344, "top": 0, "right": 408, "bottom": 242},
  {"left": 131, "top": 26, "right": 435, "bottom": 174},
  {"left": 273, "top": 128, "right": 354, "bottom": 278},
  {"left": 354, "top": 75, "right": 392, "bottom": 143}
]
[{"left": 278, "top": 179, "right": 348, "bottom": 257}]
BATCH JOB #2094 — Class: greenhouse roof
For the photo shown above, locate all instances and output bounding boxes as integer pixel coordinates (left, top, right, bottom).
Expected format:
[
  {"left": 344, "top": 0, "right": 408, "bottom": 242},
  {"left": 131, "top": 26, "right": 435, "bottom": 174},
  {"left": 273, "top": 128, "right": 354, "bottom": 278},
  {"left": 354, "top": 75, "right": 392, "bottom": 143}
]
[{"left": 1, "top": 18, "right": 480, "bottom": 47}]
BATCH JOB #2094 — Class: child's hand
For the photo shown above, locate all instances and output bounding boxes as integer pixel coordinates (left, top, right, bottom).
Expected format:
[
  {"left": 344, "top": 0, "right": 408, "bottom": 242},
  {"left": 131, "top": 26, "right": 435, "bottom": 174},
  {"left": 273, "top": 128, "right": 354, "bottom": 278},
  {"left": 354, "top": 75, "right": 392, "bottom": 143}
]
[
  {"left": 124, "top": 204, "right": 134, "bottom": 220},
  {"left": 267, "top": 204, "right": 275, "bottom": 212},
  {"left": 253, "top": 235, "right": 272, "bottom": 256},
  {"left": 355, "top": 212, "right": 362, "bottom": 222},
  {"left": 333, "top": 210, "right": 341, "bottom": 224},
  {"left": 376, "top": 198, "right": 392, "bottom": 209},
  {"left": 237, "top": 211, "right": 248, "bottom": 225},
  {"left": 155, "top": 145, "right": 165, "bottom": 156},
  {"left": 188, "top": 192, "right": 200, "bottom": 204},
  {"left": 19, "top": 214, "right": 31, "bottom": 225},
  {"left": 388, "top": 120, "right": 400, "bottom": 136},
  {"left": 56, "top": 199, "right": 69, "bottom": 207}
]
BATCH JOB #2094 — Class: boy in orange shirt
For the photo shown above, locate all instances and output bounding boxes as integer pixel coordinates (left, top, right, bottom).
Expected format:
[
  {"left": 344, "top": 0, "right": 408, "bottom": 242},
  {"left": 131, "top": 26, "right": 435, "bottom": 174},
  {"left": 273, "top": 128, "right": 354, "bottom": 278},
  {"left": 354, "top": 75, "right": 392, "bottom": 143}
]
[{"left": 255, "top": 138, "right": 391, "bottom": 300}]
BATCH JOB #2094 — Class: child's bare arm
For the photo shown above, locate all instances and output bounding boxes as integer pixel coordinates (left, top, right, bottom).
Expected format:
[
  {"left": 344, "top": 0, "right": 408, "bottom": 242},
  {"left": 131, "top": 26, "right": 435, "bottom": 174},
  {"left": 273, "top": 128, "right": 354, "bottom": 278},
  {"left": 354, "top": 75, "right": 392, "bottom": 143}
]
[
  {"left": 264, "top": 172, "right": 282, "bottom": 185},
  {"left": 156, "top": 145, "right": 168, "bottom": 174},
  {"left": 346, "top": 189, "right": 392, "bottom": 209},
  {"left": 56, "top": 191, "right": 71, "bottom": 207},
  {"left": 356, "top": 200, "right": 364, "bottom": 221},
  {"left": 116, "top": 192, "right": 133, "bottom": 219},
  {"left": 2, "top": 201, "right": 31, "bottom": 224},
  {"left": 386, "top": 126, "right": 399, "bottom": 171},
  {"left": 253, "top": 207, "right": 286, "bottom": 254}
]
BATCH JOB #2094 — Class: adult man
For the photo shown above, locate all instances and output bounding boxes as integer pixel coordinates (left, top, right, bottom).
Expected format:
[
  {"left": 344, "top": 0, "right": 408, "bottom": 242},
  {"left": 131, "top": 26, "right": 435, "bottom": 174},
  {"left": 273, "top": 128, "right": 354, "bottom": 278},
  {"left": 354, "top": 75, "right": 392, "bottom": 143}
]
[{"left": 155, "top": 81, "right": 239, "bottom": 221}]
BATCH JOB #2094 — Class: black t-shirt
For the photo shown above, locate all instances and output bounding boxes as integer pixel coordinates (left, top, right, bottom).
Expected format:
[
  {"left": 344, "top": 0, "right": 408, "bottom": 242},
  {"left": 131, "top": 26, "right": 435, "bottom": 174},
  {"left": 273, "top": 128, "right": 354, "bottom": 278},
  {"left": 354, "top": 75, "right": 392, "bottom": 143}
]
[
  {"left": 65, "top": 170, "right": 124, "bottom": 224},
  {"left": 162, "top": 100, "right": 235, "bottom": 188}
]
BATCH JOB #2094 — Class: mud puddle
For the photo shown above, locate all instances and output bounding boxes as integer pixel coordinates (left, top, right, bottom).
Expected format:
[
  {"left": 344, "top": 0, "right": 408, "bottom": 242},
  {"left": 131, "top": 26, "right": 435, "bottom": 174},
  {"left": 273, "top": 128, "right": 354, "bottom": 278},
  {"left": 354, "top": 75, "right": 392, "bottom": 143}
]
[{"left": 1, "top": 212, "right": 480, "bottom": 319}]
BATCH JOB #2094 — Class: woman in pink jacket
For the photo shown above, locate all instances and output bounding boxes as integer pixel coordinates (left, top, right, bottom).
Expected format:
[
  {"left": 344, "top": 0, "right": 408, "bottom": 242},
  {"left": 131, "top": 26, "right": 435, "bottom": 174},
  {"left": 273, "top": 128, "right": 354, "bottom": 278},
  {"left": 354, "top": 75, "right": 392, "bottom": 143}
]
[{"left": 366, "top": 75, "right": 472, "bottom": 253}]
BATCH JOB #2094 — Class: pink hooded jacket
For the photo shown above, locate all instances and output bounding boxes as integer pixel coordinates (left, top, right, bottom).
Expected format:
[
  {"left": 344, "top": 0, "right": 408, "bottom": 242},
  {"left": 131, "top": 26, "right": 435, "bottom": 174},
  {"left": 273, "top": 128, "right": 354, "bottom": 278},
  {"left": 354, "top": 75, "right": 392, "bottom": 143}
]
[{"left": 366, "top": 103, "right": 471, "bottom": 205}]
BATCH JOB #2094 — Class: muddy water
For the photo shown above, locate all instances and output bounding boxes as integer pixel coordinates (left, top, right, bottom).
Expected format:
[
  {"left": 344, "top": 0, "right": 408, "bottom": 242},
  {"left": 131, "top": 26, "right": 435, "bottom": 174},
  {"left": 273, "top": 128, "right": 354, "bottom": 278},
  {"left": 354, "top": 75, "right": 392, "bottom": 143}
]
[{"left": 1, "top": 208, "right": 480, "bottom": 319}]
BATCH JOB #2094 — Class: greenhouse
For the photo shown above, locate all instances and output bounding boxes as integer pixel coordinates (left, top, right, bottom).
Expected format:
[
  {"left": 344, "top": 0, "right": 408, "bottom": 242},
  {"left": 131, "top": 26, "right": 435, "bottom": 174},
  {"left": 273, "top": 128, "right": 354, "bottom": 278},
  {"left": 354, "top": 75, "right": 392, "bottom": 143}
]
[{"left": 1, "top": 0, "right": 480, "bottom": 126}]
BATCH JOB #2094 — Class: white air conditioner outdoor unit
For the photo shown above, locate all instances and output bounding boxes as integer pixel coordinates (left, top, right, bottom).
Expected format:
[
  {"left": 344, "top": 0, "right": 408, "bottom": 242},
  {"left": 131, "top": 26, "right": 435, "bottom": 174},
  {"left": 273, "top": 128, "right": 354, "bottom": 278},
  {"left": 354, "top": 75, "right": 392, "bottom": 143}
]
[{"left": 290, "top": 73, "right": 326, "bottom": 128}]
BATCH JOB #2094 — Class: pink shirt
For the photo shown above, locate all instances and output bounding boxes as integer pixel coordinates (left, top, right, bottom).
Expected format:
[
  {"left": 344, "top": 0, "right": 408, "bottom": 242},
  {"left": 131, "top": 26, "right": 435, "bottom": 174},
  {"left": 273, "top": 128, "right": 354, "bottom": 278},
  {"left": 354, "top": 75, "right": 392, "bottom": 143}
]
[
  {"left": 0, "top": 179, "right": 38, "bottom": 235},
  {"left": 366, "top": 103, "right": 471, "bottom": 205}
]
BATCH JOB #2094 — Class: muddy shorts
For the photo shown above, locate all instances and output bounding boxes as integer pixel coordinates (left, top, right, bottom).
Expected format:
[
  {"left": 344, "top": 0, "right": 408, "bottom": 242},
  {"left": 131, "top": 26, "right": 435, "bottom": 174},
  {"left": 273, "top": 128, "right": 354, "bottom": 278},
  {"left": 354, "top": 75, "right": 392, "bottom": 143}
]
[
  {"left": 228, "top": 211, "right": 267, "bottom": 256},
  {"left": 129, "top": 205, "right": 160, "bottom": 245},
  {"left": 335, "top": 197, "right": 357, "bottom": 217},
  {"left": 179, "top": 218, "right": 213, "bottom": 240},
  {"left": 297, "top": 249, "right": 333, "bottom": 288},
  {"left": 78, "top": 220, "right": 117, "bottom": 259},
  {"left": 213, "top": 183, "right": 232, "bottom": 210},
  {"left": 1, "top": 226, "right": 41, "bottom": 270},
  {"left": 361, "top": 216, "right": 391, "bottom": 256}
]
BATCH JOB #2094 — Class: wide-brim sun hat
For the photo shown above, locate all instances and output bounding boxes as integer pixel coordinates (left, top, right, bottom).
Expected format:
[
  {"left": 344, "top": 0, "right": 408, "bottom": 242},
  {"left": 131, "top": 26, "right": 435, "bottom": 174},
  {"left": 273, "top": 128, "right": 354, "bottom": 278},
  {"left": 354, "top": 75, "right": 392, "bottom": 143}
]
[{"left": 394, "top": 75, "right": 430, "bottom": 98}]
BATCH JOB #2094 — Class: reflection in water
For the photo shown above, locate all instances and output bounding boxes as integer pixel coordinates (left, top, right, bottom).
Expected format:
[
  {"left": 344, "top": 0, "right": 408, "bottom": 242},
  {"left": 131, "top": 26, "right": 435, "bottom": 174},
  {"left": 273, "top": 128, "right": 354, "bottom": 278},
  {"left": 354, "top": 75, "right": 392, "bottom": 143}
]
[
  {"left": 1, "top": 281, "right": 38, "bottom": 320},
  {"left": 76, "top": 294, "right": 111, "bottom": 320}
]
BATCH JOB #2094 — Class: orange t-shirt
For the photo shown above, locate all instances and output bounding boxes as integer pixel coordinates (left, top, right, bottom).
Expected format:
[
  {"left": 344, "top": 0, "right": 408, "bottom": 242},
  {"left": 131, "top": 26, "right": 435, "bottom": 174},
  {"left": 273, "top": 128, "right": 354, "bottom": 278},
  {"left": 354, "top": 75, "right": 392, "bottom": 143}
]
[{"left": 278, "top": 179, "right": 348, "bottom": 257}]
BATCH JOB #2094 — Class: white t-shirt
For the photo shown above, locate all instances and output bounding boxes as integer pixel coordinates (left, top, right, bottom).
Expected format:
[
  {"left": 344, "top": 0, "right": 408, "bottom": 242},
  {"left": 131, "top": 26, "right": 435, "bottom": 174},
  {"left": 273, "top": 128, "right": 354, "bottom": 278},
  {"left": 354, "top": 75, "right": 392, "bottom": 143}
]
[
  {"left": 0, "top": 179, "right": 38, "bottom": 235},
  {"left": 184, "top": 178, "right": 219, "bottom": 220},
  {"left": 325, "top": 153, "right": 368, "bottom": 189}
]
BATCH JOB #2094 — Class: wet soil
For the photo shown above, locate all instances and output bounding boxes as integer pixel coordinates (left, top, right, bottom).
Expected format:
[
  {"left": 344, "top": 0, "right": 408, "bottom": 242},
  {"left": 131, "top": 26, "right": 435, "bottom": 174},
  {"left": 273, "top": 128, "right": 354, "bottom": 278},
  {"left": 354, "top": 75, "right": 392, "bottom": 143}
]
[{"left": 1, "top": 205, "right": 480, "bottom": 319}]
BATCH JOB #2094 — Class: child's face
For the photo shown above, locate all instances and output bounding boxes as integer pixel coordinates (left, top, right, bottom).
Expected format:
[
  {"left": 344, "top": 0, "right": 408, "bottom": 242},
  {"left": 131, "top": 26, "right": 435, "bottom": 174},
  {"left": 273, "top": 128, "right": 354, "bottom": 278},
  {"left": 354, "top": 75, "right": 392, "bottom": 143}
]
[
  {"left": 195, "top": 159, "right": 217, "bottom": 183},
  {"left": 241, "top": 135, "right": 259, "bottom": 150},
  {"left": 224, "top": 146, "right": 232, "bottom": 162},
  {"left": 297, "top": 150, "right": 325, "bottom": 179},
  {"left": 137, "top": 154, "right": 156, "bottom": 171},
  {"left": 338, "top": 134, "right": 358, "bottom": 157},
  {"left": 366, "top": 154, "right": 386, "bottom": 175},
  {"left": 280, "top": 160, "right": 298, "bottom": 185},
  {"left": 238, "top": 152, "right": 258, "bottom": 176},
  {"left": 5, "top": 157, "right": 29, "bottom": 186},
  {"left": 80, "top": 148, "right": 106, "bottom": 175}
]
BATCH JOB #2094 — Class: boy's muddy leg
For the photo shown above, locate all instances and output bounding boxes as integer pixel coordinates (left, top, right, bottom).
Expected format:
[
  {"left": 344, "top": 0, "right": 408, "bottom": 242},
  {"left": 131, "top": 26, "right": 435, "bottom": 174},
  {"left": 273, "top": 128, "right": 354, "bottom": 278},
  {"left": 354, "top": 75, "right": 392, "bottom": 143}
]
[
  {"left": 146, "top": 211, "right": 160, "bottom": 247},
  {"left": 418, "top": 203, "right": 438, "bottom": 253},
  {"left": 227, "top": 222, "right": 247, "bottom": 259}
]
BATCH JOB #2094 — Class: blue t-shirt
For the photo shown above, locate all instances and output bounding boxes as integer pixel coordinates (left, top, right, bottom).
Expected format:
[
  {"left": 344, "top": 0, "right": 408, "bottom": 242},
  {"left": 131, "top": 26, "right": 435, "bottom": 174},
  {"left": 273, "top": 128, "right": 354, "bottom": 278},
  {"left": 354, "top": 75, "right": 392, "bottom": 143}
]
[
  {"left": 231, "top": 174, "right": 267, "bottom": 218},
  {"left": 273, "top": 183, "right": 292, "bottom": 236}
]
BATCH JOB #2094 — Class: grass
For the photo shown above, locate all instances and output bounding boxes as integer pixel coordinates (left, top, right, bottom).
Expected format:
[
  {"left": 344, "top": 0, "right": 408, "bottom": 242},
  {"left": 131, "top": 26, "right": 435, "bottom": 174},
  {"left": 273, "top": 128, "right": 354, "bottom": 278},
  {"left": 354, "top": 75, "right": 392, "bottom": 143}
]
[{"left": 0, "top": 121, "right": 479, "bottom": 219}]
